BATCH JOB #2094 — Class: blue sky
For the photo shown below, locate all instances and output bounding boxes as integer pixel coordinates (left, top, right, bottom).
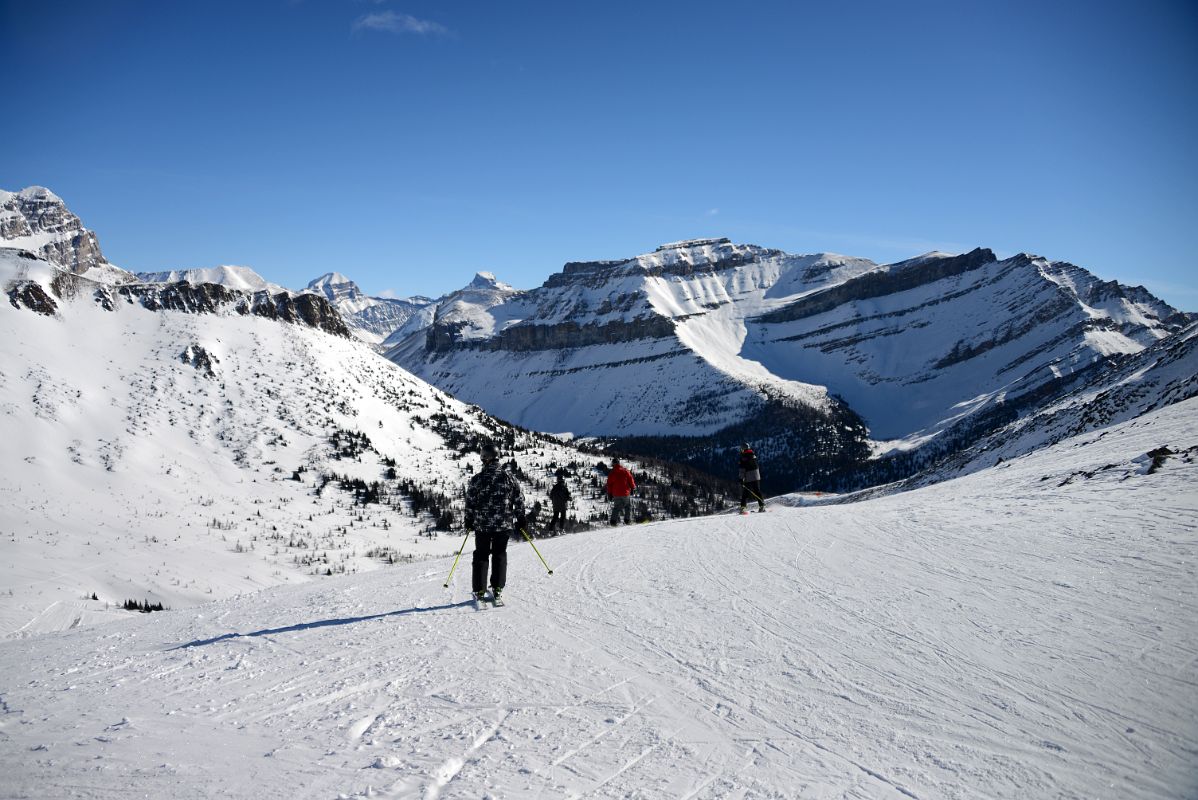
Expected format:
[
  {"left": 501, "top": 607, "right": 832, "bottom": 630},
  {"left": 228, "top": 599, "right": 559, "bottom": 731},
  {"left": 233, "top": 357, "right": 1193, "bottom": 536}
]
[{"left": 4, "top": 0, "right": 1197, "bottom": 307}]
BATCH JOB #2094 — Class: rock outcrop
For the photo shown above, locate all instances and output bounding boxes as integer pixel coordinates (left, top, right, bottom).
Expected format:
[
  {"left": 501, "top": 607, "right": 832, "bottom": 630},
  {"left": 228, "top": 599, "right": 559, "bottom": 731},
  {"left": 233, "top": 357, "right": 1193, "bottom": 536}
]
[{"left": 0, "top": 187, "right": 108, "bottom": 274}]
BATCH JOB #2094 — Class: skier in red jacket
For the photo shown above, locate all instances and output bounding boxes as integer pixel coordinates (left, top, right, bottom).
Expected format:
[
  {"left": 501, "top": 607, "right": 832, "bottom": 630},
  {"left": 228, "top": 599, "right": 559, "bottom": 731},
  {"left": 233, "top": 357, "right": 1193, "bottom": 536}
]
[{"left": 605, "top": 458, "right": 637, "bottom": 525}]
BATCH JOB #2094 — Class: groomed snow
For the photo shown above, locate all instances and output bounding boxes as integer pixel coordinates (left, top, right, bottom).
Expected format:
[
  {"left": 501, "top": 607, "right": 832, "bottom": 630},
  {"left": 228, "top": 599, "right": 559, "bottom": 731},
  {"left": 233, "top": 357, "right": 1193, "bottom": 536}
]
[{"left": 1, "top": 398, "right": 1194, "bottom": 799}]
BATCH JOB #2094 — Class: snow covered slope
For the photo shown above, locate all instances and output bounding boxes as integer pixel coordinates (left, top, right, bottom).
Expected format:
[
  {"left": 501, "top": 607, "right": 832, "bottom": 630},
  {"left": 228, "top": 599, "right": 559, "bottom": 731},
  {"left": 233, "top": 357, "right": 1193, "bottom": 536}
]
[
  {"left": 304, "top": 273, "right": 435, "bottom": 345},
  {"left": 385, "top": 239, "right": 1191, "bottom": 490},
  {"left": 138, "top": 265, "right": 289, "bottom": 295},
  {"left": 0, "top": 249, "right": 728, "bottom": 639},
  {"left": 749, "top": 249, "right": 1189, "bottom": 440},
  {"left": 1, "top": 396, "right": 1194, "bottom": 799},
  {"left": 900, "top": 320, "right": 1198, "bottom": 487}
]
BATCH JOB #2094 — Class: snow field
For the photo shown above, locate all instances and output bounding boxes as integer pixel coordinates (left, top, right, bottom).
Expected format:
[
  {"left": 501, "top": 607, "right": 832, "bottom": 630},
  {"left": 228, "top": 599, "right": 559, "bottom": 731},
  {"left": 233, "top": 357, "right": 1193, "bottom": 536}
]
[{"left": 1, "top": 399, "right": 1194, "bottom": 799}]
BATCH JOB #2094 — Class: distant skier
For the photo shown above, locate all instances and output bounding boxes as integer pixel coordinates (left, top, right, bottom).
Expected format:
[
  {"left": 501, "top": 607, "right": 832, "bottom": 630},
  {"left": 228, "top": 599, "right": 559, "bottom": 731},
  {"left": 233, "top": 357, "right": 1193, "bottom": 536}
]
[
  {"left": 549, "top": 471, "right": 571, "bottom": 534},
  {"left": 738, "top": 443, "right": 765, "bottom": 513},
  {"left": 606, "top": 457, "right": 637, "bottom": 525},
  {"left": 464, "top": 443, "right": 527, "bottom": 605}
]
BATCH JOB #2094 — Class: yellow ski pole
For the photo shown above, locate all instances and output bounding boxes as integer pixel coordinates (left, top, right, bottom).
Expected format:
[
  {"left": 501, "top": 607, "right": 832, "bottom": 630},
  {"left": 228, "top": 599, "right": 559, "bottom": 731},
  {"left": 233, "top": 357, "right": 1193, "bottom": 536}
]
[
  {"left": 442, "top": 531, "right": 471, "bottom": 588},
  {"left": 740, "top": 481, "right": 767, "bottom": 507},
  {"left": 520, "top": 528, "right": 554, "bottom": 575}
]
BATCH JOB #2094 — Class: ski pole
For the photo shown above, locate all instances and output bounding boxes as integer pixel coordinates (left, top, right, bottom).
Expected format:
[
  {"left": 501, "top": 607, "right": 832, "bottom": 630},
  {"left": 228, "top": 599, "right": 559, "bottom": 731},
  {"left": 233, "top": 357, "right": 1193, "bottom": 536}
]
[
  {"left": 442, "top": 531, "right": 471, "bottom": 588},
  {"left": 740, "top": 482, "right": 767, "bottom": 505},
  {"left": 519, "top": 528, "right": 554, "bottom": 575}
]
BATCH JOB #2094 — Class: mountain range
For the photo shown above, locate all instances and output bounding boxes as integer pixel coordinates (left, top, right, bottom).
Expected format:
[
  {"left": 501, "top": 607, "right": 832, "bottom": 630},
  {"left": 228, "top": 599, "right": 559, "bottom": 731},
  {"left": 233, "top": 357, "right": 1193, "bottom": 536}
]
[
  {"left": 2, "top": 187, "right": 1195, "bottom": 798},
  {"left": 378, "top": 238, "right": 1193, "bottom": 490},
  {"left": 4, "top": 186, "right": 1193, "bottom": 497},
  {"left": 0, "top": 190, "right": 727, "bottom": 637}
]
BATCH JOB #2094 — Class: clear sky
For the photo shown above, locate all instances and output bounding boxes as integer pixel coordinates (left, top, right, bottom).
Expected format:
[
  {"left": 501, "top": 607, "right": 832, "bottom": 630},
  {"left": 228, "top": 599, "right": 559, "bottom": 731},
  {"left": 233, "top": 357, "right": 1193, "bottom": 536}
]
[{"left": 4, "top": 1, "right": 1197, "bottom": 307}]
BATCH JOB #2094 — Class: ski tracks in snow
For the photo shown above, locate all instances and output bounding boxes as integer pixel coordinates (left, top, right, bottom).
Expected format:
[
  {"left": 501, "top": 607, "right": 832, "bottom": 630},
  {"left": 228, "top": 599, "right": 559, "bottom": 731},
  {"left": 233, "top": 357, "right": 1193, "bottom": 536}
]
[{"left": 1, "top": 413, "right": 1196, "bottom": 799}]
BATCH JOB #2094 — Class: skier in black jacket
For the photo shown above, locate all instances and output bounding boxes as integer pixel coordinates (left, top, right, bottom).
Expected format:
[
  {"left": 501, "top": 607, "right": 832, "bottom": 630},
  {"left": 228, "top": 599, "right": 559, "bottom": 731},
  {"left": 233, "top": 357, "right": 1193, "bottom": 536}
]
[
  {"left": 548, "top": 472, "right": 571, "bottom": 534},
  {"left": 738, "top": 443, "right": 765, "bottom": 513},
  {"left": 464, "top": 443, "right": 526, "bottom": 604}
]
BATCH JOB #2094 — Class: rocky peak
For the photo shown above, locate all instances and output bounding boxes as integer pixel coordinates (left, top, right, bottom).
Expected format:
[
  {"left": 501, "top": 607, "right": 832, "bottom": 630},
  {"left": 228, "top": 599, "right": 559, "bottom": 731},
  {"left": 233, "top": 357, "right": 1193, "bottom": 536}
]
[
  {"left": 654, "top": 237, "right": 732, "bottom": 252},
  {"left": 0, "top": 186, "right": 108, "bottom": 274},
  {"left": 545, "top": 239, "right": 783, "bottom": 289},
  {"left": 468, "top": 271, "right": 511, "bottom": 291},
  {"left": 306, "top": 272, "right": 365, "bottom": 303}
]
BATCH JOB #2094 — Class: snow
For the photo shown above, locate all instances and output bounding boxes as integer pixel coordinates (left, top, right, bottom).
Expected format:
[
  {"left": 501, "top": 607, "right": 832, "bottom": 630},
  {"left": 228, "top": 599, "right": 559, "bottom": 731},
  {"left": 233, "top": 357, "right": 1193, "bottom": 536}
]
[
  {"left": 16, "top": 185, "right": 64, "bottom": 203},
  {"left": 0, "top": 250, "right": 716, "bottom": 639},
  {"left": 136, "top": 265, "right": 287, "bottom": 295},
  {"left": 1, "top": 398, "right": 1195, "bottom": 798},
  {"left": 310, "top": 272, "right": 355, "bottom": 288}
]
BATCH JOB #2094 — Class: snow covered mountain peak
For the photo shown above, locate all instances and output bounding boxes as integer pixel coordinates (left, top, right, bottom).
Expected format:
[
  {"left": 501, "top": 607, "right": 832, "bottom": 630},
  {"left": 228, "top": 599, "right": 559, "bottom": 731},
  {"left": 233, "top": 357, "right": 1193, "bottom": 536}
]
[
  {"left": 305, "top": 271, "right": 368, "bottom": 306},
  {"left": 309, "top": 271, "right": 355, "bottom": 289},
  {"left": 2, "top": 185, "right": 64, "bottom": 204},
  {"left": 469, "top": 271, "right": 511, "bottom": 290},
  {"left": 301, "top": 271, "right": 439, "bottom": 345},
  {"left": 0, "top": 185, "right": 124, "bottom": 280},
  {"left": 137, "top": 264, "right": 285, "bottom": 294}
]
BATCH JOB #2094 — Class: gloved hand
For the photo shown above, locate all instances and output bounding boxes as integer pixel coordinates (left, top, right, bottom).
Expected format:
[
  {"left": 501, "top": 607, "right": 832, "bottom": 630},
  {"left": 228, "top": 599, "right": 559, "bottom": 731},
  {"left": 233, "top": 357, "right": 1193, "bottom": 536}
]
[{"left": 516, "top": 515, "right": 529, "bottom": 531}]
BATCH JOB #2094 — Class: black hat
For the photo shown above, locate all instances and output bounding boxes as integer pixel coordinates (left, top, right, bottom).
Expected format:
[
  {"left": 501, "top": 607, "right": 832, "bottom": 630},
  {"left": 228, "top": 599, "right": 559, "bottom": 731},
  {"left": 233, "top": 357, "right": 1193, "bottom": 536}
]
[
  {"left": 741, "top": 442, "right": 751, "bottom": 450},
  {"left": 480, "top": 443, "right": 500, "bottom": 462}
]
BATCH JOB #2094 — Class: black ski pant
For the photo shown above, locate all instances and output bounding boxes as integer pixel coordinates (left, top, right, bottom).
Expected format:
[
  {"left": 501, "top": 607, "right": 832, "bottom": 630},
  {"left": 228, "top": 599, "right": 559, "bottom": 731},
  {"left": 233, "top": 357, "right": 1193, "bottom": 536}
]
[
  {"left": 472, "top": 528, "right": 510, "bottom": 593},
  {"left": 550, "top": 504, "right": 567, "bottom": 532},
  {"left": 741, "top": 481, "right": 764, "bottom": 509},
  {"left": 610, "top": 495, "right": 632, "bottom": 525}
]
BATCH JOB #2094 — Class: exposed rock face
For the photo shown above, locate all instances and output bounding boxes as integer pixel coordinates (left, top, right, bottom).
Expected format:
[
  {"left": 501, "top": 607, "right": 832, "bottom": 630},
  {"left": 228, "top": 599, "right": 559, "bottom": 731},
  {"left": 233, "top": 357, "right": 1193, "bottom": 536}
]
[
  {"left": 7, "top": 280, "right": 58, "bottom": 316},
  {"left": 426, "top": 316, "right": 676, "bottom": 353},
  {"left": 0, "top": 187, "right": 108, "bottom": 274},
  {"left": 180, "top": 344, "right": 219, "bottom": 378},
  {"left": 117, "top": 282, "right": 351, "bottom": 337}
]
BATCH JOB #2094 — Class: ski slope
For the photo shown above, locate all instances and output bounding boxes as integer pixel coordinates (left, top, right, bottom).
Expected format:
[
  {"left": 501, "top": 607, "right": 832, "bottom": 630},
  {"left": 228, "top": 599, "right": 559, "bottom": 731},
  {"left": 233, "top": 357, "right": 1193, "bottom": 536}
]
[
  {"left": 0, "top": 249, "right": 724, "bottom": 640},
  {"left": 2, "top": 399, "right": 1195, "bottom": 799}
]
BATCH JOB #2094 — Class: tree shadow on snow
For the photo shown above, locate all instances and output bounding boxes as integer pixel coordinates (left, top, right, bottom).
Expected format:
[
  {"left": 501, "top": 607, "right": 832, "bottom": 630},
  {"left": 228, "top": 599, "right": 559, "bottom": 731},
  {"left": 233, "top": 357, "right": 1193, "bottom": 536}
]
[{"left": 167, "top": 600, "right": 474, "bottom": 650}]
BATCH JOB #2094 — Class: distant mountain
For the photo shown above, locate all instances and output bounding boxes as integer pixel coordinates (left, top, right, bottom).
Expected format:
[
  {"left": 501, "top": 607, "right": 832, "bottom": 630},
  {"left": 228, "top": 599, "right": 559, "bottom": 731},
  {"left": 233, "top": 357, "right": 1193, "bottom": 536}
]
[
  {"left": 138, "top": 265, "right": 289, "bottom": 295},
  {"left": 0, "top": 186, "right": 134, "bottom": 284},
  {"left": 305, "top": 272, "right": 436, "bottom": 344},
  {"left": 384, "top": 238, "right": 1193, "bottom": 491}
]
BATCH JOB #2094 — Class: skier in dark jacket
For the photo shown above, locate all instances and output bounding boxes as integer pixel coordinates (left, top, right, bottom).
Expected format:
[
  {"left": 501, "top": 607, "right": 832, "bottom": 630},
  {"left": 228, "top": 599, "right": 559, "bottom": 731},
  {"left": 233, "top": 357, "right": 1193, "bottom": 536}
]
[
  {"left": 606, "top": 458, "right": 637, "bottom": 525},
  {"left": 464, "top": 443, "right": 526, "bottom": 604},
  {"left": 548, "top": 472, "right": 571, "bottom": 534},
  {"left": 738, "top": 443, "right": 765, "bottom": 513}
]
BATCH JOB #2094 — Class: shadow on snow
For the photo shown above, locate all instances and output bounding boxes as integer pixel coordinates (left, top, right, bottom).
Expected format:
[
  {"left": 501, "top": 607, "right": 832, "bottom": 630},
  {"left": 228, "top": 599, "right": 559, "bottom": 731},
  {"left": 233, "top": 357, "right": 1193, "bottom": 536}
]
[{"left": 167, "top": 600, "right": 474, "bottom": 650}]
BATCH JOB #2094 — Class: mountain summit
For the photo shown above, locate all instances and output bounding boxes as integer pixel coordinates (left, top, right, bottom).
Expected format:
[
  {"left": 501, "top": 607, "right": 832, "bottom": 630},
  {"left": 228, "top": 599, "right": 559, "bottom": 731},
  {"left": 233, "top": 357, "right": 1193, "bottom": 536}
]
[{"left": 0, "top": 186, "right": 131, "bottom": 282}]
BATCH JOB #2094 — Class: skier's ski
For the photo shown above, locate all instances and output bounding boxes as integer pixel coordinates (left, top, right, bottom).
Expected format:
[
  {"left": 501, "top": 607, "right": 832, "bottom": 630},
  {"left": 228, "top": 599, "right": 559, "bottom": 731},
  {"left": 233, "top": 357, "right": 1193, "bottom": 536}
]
[{"left": 491, "top": 592, "right": 506, "bottom": 608}]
